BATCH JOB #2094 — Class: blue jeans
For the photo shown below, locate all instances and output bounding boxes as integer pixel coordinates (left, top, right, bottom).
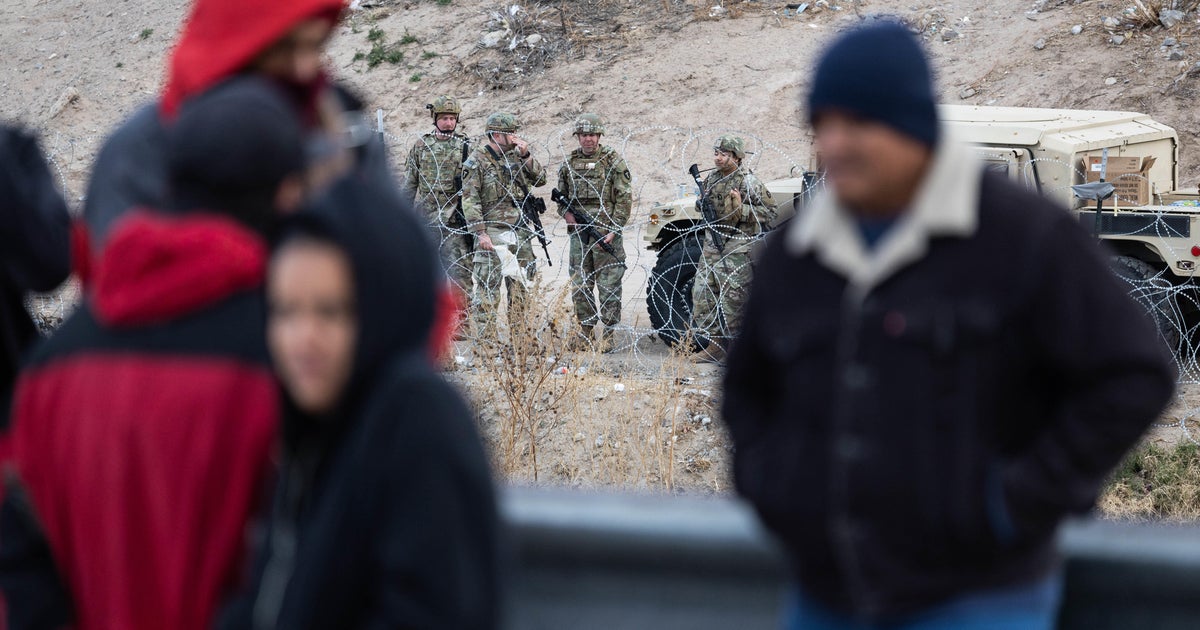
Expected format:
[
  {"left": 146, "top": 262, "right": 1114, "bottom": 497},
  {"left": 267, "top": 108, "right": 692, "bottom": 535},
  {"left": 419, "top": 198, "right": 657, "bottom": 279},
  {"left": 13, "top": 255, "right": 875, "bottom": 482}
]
[{"left": 783, "top": 573, "right": 1063, "bottom": 630}]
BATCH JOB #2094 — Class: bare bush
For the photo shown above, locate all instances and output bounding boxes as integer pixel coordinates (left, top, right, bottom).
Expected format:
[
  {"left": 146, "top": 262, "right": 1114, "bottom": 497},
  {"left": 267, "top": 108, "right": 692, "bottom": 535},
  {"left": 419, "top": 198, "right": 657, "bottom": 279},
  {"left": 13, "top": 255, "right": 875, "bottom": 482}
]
[{"left": 1126, "top": 0, "right": 1200, "bottom": 28}]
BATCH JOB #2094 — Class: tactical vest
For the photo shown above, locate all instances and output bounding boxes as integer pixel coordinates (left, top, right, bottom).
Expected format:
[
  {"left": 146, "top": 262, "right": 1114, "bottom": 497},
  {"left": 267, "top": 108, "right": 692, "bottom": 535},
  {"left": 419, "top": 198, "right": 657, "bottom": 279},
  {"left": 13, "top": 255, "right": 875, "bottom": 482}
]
[
  {"left": 562, "top": 146, "right": 618, "bottom": 209},
  {"left": 415, "top": 134, "right": 467, "bottom": 196},
  {"left": 703, "top": 169, "right": 772, "bottom": 252}
]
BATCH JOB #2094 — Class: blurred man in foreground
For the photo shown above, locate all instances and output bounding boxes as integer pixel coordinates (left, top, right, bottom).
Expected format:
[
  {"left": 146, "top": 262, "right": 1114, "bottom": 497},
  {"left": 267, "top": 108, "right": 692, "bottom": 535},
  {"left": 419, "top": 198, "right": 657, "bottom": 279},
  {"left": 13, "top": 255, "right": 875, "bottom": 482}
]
[{"left": 723, "top": 22, "right": 1174, "bottom": 629}]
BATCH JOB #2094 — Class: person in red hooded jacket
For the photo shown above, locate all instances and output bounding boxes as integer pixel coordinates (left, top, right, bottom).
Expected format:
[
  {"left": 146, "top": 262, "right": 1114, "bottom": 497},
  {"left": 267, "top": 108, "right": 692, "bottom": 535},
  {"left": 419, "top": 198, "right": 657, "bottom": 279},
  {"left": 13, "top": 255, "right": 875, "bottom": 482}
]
[
  {"left": 0, "top": 77, "right": 310, "bottom": 630},
  {"left": 82, "top": 0, "right": 350, "bottom": 252}
]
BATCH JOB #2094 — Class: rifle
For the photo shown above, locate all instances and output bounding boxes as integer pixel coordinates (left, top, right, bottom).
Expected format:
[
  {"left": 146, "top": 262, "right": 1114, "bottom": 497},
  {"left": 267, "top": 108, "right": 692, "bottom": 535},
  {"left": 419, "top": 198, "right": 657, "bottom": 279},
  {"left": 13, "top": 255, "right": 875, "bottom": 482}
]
[
  {"left": 550, "top": 188, "right": 624, "bottom": 264},
  {"left": 688, "top": 163, "right": 724, "bottom": 253},
  {"left": 453, "top": 138, "right": 472, "bottom": 252},
  {"left": 520, "top": 194, "right": 553, "bottom": 266}
]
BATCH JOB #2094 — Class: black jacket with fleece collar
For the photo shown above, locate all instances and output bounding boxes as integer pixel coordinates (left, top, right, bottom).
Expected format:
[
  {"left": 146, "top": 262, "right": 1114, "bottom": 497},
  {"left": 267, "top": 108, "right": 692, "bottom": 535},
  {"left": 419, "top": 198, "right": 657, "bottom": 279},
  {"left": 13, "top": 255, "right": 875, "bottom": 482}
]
[{"left": 722, "top": 136, "right": 1175, "bottom": 621}]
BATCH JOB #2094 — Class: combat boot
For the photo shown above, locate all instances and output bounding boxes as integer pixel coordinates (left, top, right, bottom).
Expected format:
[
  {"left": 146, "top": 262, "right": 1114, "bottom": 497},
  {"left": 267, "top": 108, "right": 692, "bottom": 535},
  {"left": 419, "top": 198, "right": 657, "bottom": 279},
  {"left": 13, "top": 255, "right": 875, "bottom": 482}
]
[
  {"left": 597, "top": 327, "right": 617, "bottom": 354},
  {"left": 693, "top": 342, "right": 727, "bottom": 365},
  {"left": 568, "top": 326, "right": 594, "bottom": 352}
]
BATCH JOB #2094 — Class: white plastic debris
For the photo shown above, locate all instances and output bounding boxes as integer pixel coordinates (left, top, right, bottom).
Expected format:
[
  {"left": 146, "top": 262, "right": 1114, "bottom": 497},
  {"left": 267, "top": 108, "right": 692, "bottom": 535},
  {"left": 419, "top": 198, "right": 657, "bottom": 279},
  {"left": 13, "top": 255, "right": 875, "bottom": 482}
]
[
  {"left": 455, "top": 355, "right": 467, "bottom": 365},
  {"left": 613, "top": 383, "right": 626, "bottom": 392}
]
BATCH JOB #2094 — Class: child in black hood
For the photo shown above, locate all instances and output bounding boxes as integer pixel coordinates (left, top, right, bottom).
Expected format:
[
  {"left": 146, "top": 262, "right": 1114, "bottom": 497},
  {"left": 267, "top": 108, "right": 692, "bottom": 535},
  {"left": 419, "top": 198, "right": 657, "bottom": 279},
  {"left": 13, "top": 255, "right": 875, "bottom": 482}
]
[{"left": 220, "top": 177, "right": 501, "bottom": 629}]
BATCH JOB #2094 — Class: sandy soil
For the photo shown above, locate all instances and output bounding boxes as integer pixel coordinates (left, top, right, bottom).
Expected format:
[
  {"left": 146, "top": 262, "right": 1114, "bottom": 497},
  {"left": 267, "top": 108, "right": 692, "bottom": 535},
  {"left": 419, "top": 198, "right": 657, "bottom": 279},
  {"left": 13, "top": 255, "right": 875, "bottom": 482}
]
[{"left": 6, "top": 0, "right": 1200, "bottom": 493}]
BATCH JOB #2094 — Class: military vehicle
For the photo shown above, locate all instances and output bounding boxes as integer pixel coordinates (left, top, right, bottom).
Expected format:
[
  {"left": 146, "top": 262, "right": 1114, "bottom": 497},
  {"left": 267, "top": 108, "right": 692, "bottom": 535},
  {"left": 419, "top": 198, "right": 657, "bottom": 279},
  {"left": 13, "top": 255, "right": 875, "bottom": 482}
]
[{"left": 644, "top": 105, "right": 1200, "bottom": 350}]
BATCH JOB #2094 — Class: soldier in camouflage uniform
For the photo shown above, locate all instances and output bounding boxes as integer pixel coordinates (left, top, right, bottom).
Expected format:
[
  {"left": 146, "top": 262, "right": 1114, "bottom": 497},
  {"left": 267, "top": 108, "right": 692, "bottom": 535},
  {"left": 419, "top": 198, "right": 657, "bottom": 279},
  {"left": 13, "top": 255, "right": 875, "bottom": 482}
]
[
  {"left": 691, "top": 134, "right": 776, "bottom": 363},
  {"left": 556, "top": 113, "right": 632, "bottom": 353},
  {"left": 461, "top": 112, "right": 546, "bottom": 340},
  {"left": 404, "top": 95, "right": 473, "bottom": 297}
]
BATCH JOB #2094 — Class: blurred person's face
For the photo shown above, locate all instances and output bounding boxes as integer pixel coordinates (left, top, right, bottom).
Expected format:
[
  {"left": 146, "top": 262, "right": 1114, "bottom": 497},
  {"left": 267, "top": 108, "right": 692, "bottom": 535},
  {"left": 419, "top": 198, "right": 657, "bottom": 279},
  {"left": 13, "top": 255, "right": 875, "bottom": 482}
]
[
  {"left": 576, "top": 132, "right": 600, "bottom": 156},
  {"left": 252, "top": 18, "right": 333, "bottom": 85},
  {"left": 812, "top": 109, "right": 932, "bottom": 218},
  {"left": 435, "top": 114, "right": 458, "bottom": 134},
  {"left": 713, "top": 149, "right": 737, "bottom": 174},
  {"left": 268, "top": 238, "right": 357, "bottom": 415}
]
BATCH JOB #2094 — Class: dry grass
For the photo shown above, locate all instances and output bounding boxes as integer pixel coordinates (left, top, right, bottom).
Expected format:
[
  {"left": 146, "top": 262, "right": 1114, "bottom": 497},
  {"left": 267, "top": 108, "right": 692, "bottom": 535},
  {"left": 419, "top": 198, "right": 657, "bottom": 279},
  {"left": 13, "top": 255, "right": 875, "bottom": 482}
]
[
  {"left": 1099, "top": 441, "right": 1200, "bottom": 521},
  {"left": 456, "top": 280, "right": 730, "bottom": 493},
  {"left": 464, "top": 0, "right": 694, "bottom": 90},
  {"left": 1125, "top": 1, "right": 1200, "bottom": 28}
]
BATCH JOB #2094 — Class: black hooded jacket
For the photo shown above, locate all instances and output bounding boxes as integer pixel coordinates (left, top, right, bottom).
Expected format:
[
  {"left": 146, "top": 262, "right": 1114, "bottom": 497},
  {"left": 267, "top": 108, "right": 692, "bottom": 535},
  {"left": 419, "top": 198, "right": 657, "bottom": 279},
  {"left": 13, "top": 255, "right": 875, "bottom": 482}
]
[
  {"left": 0, "top": 126, "right": 71, "bottom": 421},
  {"left": 219, "top": 178, "right": 500, "bottom": 630}
]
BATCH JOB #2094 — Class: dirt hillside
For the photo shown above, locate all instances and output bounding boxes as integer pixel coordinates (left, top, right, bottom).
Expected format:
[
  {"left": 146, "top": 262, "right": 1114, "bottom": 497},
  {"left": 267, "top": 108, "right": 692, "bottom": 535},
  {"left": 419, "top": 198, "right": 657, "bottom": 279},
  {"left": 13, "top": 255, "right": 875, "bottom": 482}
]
[{"left": 6, "top": 0, "right": 1200, "bottom": 493}]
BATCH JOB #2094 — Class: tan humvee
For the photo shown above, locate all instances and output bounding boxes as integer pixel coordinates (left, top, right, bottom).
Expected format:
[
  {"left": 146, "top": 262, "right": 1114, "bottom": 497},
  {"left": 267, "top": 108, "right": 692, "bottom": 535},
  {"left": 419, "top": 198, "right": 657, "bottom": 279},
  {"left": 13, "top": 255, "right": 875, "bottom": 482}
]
[{"left": 644, "top": 105, "right": 1198, "bottom": 349}]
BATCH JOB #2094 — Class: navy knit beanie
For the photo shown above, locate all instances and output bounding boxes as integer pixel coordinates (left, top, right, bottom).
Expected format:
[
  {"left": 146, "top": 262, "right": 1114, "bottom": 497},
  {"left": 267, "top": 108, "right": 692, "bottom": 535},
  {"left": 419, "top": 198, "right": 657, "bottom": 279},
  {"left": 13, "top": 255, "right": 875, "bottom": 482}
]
[{"left": 808, "top": 21, "right": 939, "bottom": 147}]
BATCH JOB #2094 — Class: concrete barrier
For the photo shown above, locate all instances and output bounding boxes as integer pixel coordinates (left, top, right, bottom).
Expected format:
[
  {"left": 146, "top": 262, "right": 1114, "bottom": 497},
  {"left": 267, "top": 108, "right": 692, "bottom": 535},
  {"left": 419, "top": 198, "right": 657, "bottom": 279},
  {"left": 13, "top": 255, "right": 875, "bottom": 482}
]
[{"left": 501, "top": 488, "right": 1200, "bottom": 629}]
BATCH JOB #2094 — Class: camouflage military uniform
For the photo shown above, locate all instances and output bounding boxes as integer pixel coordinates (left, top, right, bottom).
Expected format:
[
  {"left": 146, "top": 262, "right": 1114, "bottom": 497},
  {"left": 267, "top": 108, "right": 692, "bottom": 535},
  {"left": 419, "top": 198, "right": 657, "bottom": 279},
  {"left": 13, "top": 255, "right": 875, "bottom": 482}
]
[
  {"left": 461, "top": 123, "right": 546, "bottom": 339},
  {"left": 557, "top": 143, "right": 632, "bottom": 336},
  {"left": 404, "top": 131, "right": 473, "bottom": 294},
  {"left": 691, "top": 162, "right": 776, "bottom": 351}
]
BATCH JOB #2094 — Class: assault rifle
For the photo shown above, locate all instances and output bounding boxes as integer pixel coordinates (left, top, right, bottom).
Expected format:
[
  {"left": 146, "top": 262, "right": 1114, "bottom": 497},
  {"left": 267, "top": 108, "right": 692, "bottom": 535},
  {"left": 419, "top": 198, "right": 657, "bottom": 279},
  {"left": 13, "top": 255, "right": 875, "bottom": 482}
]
[
  {"left": 521, "top": 194, "right": 553, "bottom": 266},
  {"left": 549, "top": 188, "right": 623, "bottom": 264},
  {"left": 452, "top": 138, "right": 470, "bottom": 230},
  {"left": 688, "top": 163, "right": 724, "bottom": 253}
]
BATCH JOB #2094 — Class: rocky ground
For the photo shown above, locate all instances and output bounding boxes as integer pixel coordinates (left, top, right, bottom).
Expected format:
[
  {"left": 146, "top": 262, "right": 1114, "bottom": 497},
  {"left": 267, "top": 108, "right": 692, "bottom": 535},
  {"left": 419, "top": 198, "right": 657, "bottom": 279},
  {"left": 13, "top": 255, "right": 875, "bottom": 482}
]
[{"left": 6, "top": 0, "right": 1200, "bottom": 495}]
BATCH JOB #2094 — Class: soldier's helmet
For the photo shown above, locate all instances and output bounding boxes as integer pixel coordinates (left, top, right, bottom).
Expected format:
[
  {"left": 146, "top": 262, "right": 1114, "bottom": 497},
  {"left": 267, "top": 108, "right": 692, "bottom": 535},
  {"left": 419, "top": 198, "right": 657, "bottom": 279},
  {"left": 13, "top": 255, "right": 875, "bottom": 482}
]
[
  {"left": 428, "top": 95, "right": 461, "bottom": 120},
  {"left": 486, "top": 112, "right": 520, "bottom": 133},
  {"left": 574, "top": 113, "right": 605, "bottom": 135},
  {"left": 713, "top": 134, "right": 746, "bottom": 159}
]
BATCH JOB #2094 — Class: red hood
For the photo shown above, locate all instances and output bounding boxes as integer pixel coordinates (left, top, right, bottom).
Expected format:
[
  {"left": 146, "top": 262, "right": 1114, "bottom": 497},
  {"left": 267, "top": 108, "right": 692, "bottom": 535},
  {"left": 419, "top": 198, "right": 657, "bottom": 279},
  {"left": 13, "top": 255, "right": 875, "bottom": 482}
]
[
  {"left": 161, "top": 0, "right": 345, "bottom": 118},
  {"left": 93, "top": 212, "right": 267, "bottom": 327}
]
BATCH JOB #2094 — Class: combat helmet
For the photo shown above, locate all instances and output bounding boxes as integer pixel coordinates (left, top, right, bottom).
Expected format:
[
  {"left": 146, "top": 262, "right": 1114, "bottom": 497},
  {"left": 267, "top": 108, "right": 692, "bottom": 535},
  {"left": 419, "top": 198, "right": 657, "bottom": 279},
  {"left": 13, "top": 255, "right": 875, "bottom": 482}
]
[
  {"left": 486, "top": 112, "right": 520, "bottom": 133},
  {"left": 427, "top": 95, "right": 461, "bottom": 121},
  {"left": 713, "top": 134, "right": 745, "bottom": 159},
  {"left": 574, "top": 113, "right": 605, "bottom": 135}
]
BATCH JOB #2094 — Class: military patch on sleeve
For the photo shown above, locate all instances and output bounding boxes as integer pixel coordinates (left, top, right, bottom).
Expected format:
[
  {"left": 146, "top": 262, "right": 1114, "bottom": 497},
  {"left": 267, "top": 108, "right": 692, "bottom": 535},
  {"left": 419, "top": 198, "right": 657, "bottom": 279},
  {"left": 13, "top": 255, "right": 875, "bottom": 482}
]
[
  {"left": 463, "top": 156, "right": 477, "bottom": 169},
  {"left": 623, "top": 169, "right": 631, "bottom": 181}
]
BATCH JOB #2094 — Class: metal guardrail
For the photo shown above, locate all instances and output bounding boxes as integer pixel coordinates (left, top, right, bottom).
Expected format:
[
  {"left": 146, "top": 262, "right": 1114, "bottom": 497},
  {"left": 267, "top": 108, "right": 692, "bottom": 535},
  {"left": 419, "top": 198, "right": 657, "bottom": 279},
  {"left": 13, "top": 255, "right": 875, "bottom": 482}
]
[{"left": 501, "top": 488, "right": 1200, "bottom": 630}]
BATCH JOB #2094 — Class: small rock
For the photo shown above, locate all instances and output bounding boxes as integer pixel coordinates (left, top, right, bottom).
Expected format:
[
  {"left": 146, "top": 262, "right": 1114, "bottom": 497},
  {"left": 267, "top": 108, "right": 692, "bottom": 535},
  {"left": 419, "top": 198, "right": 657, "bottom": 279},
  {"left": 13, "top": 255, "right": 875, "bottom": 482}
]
[
  {"left": 1104, "top": 77, "right": 1118, "bottom": 86},
  {"left": 594, "top": 435, "right": 605, "bottom": 448},
  {"left": 613, "top": 383, "right": 626, "bottom": 392},
  {"left": 526, "top": 33, "right": 543, "bottom": 46},
  {"left": 1034, "top": 38, "right": 1046, "bottom": 50},
  {"left": 454, "top": 355, "right": 467, "bottom": 365},
  {"left": 1164, "top": 37, "right": 1178, "bottom": 47},
  {"left": 1170, "top": 50, "right": 1186, "bottom": 61},
  {"left": 958, "top": 87, "right": 977, "bottom": 99},
  {"left": 45, "top": 86, "right": 79, "bottom": 121},
  {"left": 1071, "top": 24, "right": 1083, "bottom": 35},
  {"left": 480, "top": 30, "right": 506, "bottom": 48},
  {"left": 701, "top": 417, "right": 712, "bottom": 427},
  {"left": 941, "top": 28, "right": 959, "bottom": 41},
  {"left": 709, "top": 5, "right": 727, "bottom": 18},
  {"left": 573, "top": 432, "right": 585, "bottom": 443},
  {"left": 1161, "top": 9, "right": 1186, "bottom": 29},
  {"left": 1111, "top": 35, "right": 1125, "bottom": 46},
  {"left": 1101, "top": 16, "right": 1121, "bottom": 30}
]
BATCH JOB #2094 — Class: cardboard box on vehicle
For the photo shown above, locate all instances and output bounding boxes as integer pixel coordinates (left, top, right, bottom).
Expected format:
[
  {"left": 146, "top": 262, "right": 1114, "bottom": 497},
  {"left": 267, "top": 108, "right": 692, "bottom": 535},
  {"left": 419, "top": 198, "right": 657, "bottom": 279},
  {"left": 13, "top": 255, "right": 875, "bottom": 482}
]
[{"left": 1084, "top": 155, "right": 1156, "bottom": 206}]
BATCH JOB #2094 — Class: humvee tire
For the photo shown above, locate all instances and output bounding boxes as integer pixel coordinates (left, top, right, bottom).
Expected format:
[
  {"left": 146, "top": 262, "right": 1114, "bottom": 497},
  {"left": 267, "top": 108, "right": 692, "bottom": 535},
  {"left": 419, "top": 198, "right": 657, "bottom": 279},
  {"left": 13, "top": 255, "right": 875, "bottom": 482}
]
[
  {"left": 1111, "top": 255, "right": 1182, "bottom": 353},
  {"left": 647, "top": 234, "right": 703, "bottom": 348}
]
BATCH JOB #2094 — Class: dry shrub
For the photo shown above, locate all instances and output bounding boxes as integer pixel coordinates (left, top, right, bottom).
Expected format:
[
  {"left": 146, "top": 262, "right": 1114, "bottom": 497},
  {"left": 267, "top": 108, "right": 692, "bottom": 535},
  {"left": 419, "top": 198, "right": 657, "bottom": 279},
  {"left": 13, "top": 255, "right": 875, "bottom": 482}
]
[
  {"left": 469, "top": 279, "right": 578, "bottom": 482},
  {"left": 1126, "top": 0, "right": 1200, "bottom": 28},
  {"left": 466, "top": 0, "right": 694, "bottom": 89},
  {"left": 1099, "top": 441, "right": 1200, "bottom": 521},
  {"left": 458, "top": 278, "right": 730, "bottom": 493}
]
